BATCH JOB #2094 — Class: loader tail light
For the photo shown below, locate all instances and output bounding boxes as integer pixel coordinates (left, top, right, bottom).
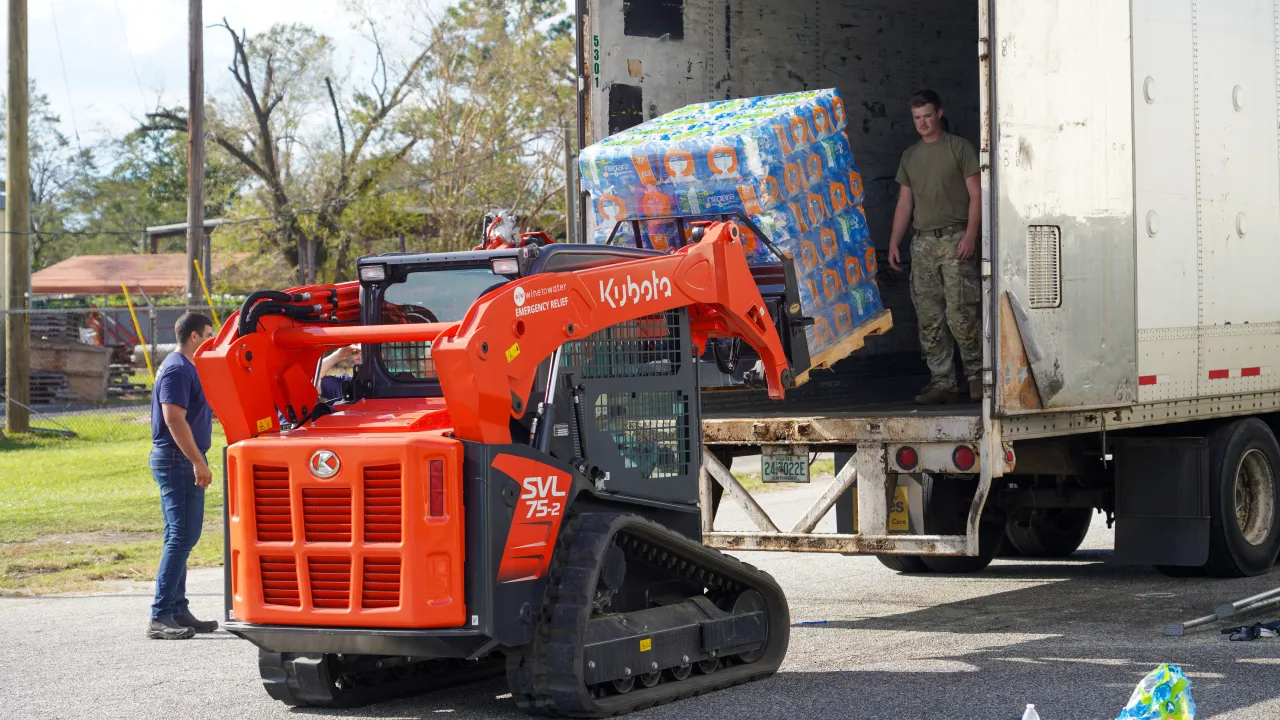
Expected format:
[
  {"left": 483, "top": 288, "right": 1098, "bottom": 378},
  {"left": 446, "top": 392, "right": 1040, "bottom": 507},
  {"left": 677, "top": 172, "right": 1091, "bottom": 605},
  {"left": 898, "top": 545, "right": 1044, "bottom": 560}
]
[
  {"left": 953, "top": 445, "right": 976, "bottom": 472},
  {"left": 896, "top": 446, "right": 918, "bottom": 470},
  {"left": 429, "top": 459, "right": 445, "bottom": 517}
]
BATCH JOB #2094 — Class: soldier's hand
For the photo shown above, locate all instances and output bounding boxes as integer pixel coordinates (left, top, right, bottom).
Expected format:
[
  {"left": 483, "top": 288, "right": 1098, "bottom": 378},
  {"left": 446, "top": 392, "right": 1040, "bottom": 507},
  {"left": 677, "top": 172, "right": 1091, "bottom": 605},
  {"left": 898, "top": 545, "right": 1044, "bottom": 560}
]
[
  {"left": 889, "top": 244, "right": 904, "bottom": 271},
  {"left": 956, "top": 234, "right": 977, "bottom": 261}
]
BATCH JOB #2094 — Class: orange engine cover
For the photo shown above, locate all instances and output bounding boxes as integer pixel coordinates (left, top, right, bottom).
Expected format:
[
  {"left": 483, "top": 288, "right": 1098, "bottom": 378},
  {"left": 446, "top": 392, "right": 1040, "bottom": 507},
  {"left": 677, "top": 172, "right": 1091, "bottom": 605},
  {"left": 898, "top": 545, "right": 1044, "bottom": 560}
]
[{"left": 226, "top": 432, "right": 466, "bottom": 628}]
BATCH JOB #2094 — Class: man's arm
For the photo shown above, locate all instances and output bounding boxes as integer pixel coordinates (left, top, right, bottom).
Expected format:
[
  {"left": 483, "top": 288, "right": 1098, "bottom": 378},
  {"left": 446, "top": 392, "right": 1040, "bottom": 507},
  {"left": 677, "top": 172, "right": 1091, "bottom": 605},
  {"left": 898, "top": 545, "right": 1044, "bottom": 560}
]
[
  {"left": 956, "top": 174, "right": 982, "bottom": 260},
  {"left": 162, "top": 403, "right": 212, "bottom": 488},
  {"left": 888, "top": 185, "right": 914, "bottom": 271},
  {"left": 314, "top": 346, "right": 356, "bottom": 393}
]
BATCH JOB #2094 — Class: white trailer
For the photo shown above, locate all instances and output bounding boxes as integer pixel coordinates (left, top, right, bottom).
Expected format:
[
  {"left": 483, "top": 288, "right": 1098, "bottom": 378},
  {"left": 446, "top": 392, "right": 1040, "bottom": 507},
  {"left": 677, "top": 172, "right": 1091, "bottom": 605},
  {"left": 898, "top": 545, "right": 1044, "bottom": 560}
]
[{"left": 576, "top": 0, "right": 1280, "bottom": 577}]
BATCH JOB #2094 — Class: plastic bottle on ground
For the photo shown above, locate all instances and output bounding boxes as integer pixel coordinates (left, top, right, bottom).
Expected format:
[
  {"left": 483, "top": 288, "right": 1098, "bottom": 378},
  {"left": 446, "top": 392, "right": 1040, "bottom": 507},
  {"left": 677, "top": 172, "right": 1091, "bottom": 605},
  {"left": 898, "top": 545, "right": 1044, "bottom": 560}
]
[{"left": 1021, "top": 704, "right": 1041, "bottom": 720}]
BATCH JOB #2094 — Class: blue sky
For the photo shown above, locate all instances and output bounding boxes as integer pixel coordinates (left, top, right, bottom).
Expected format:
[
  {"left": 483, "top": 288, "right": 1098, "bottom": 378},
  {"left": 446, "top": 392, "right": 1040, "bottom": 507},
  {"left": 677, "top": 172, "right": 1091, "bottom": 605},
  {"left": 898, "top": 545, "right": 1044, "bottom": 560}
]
[{"left": 3, "top": 0, "right": 547, "bottom": 144}]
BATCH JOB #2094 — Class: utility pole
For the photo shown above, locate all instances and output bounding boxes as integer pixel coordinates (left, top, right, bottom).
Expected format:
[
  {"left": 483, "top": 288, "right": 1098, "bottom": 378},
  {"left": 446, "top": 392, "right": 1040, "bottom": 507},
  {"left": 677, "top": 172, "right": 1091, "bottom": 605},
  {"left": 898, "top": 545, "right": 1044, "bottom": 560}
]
[
  {"left": 563, "top": 126, "right": 577, "bottom": 243},
  {"left": 186, "top": 0, "right": 205, "bottom": 308},
  {"left": 5, "top": 0, "right": 30, "bottom": 433}
]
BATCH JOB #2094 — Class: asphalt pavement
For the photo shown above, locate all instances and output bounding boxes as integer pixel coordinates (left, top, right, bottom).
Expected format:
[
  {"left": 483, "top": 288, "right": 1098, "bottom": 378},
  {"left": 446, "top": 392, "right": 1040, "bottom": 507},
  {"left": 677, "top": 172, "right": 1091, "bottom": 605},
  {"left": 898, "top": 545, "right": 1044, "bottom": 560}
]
[{"left": 3, "top": 481, "right": 1279, "bottom": 719}]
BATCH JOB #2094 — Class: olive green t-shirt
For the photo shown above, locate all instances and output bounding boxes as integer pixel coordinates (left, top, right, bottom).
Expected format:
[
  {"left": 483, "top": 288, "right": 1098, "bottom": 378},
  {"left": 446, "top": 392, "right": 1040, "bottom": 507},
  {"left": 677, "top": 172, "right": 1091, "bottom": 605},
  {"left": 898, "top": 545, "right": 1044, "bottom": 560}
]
[{"left": 895, "top": 133, "right": 980, "bottom": 232}]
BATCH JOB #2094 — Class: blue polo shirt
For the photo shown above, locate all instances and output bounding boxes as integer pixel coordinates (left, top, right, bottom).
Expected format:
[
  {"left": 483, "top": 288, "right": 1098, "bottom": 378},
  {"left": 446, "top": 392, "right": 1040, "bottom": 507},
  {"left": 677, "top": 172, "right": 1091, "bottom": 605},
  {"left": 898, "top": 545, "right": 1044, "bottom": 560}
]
[{"left": 151, "top": 351, "right": 213, "bottom": 454}]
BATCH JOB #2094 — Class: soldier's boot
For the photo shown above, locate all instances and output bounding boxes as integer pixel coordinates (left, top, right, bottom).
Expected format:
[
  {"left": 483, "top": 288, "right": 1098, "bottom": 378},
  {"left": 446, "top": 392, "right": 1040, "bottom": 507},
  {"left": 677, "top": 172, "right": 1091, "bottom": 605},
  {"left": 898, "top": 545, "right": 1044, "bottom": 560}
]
[{"left": 914, "top": 386, "right": 960, "bottom": 405}]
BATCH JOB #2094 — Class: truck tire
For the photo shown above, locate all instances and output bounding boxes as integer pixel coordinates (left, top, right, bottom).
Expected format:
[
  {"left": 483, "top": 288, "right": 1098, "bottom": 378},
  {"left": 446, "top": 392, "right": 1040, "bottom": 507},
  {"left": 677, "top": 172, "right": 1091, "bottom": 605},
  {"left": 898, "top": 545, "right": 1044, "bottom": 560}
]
[
  {"left": 919, "top": 474, "right": 1004, "bottom": 574},
  {"left": 876, "top": 554, "right": 931, "bottom": 573},
  {"left": 1204, "top": 419, "right": 1280, "bottom": 577},
  {"left": 1004, "top": 508, "right": 1093, "bottom": 558}
]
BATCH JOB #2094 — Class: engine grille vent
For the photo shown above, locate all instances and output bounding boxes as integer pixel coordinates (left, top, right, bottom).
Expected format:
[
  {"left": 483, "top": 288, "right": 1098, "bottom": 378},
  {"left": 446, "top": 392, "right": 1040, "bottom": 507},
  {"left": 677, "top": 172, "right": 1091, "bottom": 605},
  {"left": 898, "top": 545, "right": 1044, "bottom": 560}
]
[
  {"left": 260, "top": 556, "right": 300, "bottom": 607},
  {"left": 361, "top": 557, "right": 402, "bottom": 609},
  {"left": 307, "top": 557, "right": 352, "bottom": 609},
  {"left": 302, "top": 487, "right": 352, "bottom": 543},
  {"left": 252, "top": 466, "right": 292, "bottom": 542},
  {"left": 363, "top": 464, "right": 402, "bottom": 543}
]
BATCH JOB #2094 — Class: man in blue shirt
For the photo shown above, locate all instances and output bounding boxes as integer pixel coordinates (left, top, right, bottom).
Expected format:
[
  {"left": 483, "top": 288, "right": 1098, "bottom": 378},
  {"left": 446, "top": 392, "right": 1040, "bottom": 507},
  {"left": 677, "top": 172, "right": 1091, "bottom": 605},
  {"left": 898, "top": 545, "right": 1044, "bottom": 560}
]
[
  {"left": 315, "top": 344, "right": 360, "bottom": 401},
  {"left": 147, "top": 312, "right": 217, "bottom": 640}
]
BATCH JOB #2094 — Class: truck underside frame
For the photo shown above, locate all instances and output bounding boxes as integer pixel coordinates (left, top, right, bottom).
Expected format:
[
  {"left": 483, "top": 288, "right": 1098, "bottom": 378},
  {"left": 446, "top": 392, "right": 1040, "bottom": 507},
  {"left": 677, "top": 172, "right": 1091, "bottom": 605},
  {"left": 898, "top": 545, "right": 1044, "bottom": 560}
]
[{"left": 699, "top": 409, "right": 1000, "bottom": 557}]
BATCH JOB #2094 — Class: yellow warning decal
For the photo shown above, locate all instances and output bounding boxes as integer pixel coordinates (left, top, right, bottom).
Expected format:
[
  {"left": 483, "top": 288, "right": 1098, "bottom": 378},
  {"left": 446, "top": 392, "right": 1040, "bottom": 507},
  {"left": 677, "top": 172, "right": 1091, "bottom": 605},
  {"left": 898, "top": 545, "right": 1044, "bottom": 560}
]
[
  {"left": 639, "top": 638, "right": 652, "bottom": 652},
  {"left": 505, "top": 342, "right": 521, "bottom": 363},
  {"left": 256, "top": 417, "right": 273, "bottom": 432},
  {"left": 888, "top": 487, "right": 909, "bottom": 533}
]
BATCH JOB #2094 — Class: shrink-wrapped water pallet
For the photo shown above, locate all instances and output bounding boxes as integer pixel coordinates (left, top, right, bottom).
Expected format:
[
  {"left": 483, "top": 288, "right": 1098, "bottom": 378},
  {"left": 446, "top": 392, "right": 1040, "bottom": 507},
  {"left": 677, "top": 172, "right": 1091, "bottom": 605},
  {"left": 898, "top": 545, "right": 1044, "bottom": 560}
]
[{"left": 579, "top": 89, "right": 892, "bottom": 378}]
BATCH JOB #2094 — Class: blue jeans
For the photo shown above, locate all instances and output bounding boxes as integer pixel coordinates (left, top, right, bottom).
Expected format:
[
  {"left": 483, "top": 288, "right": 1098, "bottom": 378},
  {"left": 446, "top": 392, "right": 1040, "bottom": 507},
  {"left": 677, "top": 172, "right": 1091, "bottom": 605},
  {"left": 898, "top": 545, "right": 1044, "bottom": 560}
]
[{"left": 150, "top": 446, "right": 206, "bottom": 619}]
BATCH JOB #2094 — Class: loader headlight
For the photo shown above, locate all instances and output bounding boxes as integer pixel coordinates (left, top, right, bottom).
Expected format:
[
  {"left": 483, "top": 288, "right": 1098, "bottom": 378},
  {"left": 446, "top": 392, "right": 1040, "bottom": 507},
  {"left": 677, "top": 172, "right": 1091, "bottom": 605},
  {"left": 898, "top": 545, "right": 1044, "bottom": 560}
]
[
  {"left": 490, "top": 258, "right": 519, "bottom": 276},
  {"left": 359, "top": 264, "right": 387, "bottom": 282}
]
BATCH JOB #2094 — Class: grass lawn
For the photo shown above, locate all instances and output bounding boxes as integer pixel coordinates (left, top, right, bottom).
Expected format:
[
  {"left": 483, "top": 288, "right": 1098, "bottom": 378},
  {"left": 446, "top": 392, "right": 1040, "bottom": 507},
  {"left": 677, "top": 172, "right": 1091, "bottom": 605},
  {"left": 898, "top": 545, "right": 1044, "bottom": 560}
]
[{"left": 0, "top": 412, "right": 226, "bottom": 595}]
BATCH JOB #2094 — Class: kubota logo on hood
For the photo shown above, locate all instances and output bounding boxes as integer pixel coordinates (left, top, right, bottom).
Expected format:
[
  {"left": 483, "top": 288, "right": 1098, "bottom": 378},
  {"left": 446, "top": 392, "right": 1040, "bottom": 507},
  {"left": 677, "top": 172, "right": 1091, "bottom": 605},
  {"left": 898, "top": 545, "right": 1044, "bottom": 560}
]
[
  {"left": 309, "top": 450, "right": 340, "bottom": 478},
  {"left": 599, "top": 270, "right": 673, "bottom": 309}
]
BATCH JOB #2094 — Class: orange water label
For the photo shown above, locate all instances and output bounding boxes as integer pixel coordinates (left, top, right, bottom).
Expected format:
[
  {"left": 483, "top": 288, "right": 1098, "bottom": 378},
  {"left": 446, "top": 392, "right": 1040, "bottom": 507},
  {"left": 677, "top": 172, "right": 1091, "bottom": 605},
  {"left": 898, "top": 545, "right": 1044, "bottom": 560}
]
[
  {"left": 707, "top": 145, "right": 739, "bottom": 175},
  {"left": 737, "top": 184, "right": 764, "bottom": 215},
  {"left": 807, "top": 193, "right": 827, "bottom": 225},
  {"left": 665, "top": 148, "right": 695, "bottom": 180},
  {"left": 829, "top": 181, "right": 849, "bottom": 214},
  {"left": 845, "top": 256, "right": 863, "bottom": 285},
  {"left": 819, "top": 229, "right": 838, "bottom": 260},
  {"left": 631, "top": 155, "right": 658, "bottom": 185},
  {"left": 806, "top": 154, "right": 823, "bottom": 184}
]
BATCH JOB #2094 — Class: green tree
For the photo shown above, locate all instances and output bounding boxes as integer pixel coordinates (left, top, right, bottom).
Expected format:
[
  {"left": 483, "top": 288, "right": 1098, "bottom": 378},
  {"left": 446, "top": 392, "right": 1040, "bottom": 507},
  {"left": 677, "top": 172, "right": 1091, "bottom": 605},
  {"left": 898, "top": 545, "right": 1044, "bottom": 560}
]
[{"left": 0, "top": 83, "right": 96, "bottom": 269}]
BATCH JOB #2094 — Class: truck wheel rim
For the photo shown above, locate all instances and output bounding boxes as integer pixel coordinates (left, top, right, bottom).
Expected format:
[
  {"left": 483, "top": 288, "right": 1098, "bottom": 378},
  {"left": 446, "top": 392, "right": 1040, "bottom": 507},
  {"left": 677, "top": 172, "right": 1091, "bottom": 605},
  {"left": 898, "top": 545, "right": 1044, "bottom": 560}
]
[{"left": 1235, "top": 449, "right": 1276, "bottom": 546}]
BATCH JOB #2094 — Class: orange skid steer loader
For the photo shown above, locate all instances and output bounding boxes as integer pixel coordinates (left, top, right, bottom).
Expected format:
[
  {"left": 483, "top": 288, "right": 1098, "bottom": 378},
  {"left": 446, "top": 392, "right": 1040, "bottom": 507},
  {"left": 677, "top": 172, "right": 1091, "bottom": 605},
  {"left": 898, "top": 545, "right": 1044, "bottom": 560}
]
[{"left": 195, "top": 219, "right": 810, "bottom": 716}]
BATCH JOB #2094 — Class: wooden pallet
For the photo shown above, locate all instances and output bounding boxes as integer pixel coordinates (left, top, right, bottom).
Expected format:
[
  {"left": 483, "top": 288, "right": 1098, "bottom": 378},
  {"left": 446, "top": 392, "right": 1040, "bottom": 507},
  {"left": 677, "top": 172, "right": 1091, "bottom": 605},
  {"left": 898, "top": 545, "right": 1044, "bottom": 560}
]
[
  {"left": 1, "top": 370, "right": 74, "bottom": 405},
  {"left": 794, "top": 310, "right": 894, "bottom": 386}
]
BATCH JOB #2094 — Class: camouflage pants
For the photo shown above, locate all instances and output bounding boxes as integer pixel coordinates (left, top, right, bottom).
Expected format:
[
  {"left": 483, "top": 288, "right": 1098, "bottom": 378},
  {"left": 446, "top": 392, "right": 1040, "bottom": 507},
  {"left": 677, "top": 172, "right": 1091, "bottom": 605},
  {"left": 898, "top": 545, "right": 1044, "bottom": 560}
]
[{"left": 909, "top": 231, "right": 982, "bottom": 392}]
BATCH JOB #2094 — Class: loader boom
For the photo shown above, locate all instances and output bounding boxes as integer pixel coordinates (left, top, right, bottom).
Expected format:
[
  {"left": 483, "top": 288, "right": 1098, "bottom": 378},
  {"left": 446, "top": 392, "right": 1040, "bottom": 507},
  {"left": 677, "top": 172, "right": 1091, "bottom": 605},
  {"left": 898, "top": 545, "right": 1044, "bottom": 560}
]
[{"left": 198, "top": 221, "right": 792, "bottom": 446}]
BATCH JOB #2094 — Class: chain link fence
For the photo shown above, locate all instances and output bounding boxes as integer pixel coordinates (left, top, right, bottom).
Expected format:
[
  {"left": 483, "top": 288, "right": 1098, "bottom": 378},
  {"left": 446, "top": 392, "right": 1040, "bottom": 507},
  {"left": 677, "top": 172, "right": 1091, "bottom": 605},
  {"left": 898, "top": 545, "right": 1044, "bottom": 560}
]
[{"left": 1, "top": 305, "right": 237, "bottom": 441}]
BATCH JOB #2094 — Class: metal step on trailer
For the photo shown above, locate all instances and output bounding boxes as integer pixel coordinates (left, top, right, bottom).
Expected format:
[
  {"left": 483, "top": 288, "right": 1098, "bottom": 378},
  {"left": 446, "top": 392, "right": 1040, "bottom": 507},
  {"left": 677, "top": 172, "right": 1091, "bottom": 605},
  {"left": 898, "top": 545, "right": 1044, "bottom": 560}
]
[{"left": 699, "top": 406, "right": 1002, "bottom": 558}]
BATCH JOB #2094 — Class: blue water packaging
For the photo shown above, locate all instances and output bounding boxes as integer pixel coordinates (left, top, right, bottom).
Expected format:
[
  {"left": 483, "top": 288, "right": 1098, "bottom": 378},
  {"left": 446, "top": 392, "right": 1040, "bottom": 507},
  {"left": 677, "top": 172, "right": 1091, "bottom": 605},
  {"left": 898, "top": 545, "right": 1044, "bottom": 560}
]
[{"left": 579, "top": 89, "right": 887, "bottom": 360}]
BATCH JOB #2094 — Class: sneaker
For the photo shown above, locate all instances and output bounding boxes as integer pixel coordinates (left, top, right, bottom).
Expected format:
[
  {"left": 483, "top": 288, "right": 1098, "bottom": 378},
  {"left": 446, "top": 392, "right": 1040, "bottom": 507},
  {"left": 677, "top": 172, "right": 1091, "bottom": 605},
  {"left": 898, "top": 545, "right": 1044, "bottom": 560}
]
[
  {"left": 969, "top": 378, "right": 983, "bottom": 400},
  {"left": 914, "top": 386, "right": 960, "bottom": 405},
  {"left": 175, "top": 610, "right": 219, "bottom": 634},
  {"left": 147, "top": 616, "right": 196, "bottom": 640}
]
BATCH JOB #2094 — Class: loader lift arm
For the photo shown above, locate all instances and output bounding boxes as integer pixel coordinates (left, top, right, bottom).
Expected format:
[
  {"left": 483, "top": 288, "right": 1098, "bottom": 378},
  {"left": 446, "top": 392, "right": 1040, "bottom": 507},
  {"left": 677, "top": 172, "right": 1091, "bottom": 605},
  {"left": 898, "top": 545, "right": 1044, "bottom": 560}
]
[{"left": 197, "top": 221, "right": 793, "bottom": 446}]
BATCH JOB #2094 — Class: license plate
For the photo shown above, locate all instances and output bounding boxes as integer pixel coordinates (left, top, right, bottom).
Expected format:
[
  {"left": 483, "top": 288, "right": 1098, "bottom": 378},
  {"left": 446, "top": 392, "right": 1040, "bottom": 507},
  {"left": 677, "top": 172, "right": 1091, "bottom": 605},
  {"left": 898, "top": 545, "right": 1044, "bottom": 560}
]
[{"left": 761, "top": 445, "right": 810, "bottom": 484}]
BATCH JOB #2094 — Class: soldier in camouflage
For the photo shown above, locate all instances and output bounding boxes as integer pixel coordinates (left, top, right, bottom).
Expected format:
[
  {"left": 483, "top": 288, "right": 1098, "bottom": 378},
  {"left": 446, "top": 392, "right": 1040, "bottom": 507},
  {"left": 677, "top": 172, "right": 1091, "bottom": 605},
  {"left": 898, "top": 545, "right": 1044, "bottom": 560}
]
[{"left": 888, "top": 89, "right": 983, "bottom": 404}]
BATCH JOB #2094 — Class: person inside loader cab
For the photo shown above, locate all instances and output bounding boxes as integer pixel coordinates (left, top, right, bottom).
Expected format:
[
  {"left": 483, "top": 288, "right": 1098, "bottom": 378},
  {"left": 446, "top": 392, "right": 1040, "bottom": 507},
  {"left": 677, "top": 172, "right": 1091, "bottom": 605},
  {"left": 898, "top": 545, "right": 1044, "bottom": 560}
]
[
  {"left": 316, "top": 344, "right": 362, "bottom": 402},
  {"left": 888, "top": 89, "right": 983, "bottom": 405},
  {"left": 147, "top": 312, "right": 218, "bottom": 640}
]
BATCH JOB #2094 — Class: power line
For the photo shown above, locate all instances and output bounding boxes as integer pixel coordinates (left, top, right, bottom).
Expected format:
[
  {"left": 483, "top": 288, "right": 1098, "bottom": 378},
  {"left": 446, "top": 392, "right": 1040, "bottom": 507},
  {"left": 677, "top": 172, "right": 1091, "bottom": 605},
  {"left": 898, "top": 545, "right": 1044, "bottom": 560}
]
[
  {"left": 47, "top": 0, "right": 83, "bottom": 152},
  {"left": 113, "top": 0, "right": 150, "bottom": 113}
]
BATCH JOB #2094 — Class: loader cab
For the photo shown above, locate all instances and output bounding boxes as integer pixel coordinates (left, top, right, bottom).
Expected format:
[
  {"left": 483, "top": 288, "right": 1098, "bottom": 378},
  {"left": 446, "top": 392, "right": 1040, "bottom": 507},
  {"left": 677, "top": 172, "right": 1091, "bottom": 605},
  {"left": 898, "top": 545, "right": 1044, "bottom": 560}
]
[{"left": 349, "top": 245, "right": 666, "bottom": 402}]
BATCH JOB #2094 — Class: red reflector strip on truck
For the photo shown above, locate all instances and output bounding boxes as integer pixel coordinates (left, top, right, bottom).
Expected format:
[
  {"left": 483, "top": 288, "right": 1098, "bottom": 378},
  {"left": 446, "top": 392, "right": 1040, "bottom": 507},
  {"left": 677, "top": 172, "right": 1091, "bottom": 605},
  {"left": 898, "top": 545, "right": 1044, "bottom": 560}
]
[{"left": 1208, "top": 367, "right": 1269, "bottom": 380}]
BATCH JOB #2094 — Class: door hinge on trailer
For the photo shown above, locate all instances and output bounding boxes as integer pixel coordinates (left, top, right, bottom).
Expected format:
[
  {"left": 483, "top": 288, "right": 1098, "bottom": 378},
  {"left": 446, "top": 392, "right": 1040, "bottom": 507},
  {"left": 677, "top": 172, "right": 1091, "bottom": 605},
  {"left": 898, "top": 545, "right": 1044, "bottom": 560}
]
[{"left": 981, "top": 259, "right": 992, "bottom": 279}]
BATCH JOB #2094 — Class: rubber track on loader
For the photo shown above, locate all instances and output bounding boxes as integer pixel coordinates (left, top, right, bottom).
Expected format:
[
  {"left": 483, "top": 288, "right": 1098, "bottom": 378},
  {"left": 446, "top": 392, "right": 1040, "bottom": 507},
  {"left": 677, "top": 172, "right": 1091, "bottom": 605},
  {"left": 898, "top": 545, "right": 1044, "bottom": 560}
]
[{"left": 508, "top": 512, "right": 790, "bottom": 717}]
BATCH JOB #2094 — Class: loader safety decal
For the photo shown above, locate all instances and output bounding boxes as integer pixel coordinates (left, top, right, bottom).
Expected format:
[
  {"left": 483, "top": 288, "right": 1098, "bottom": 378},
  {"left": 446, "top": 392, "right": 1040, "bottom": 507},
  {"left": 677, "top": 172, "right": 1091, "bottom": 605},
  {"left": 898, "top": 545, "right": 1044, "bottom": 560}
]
[{"left": 493, "top": 453, "right": 572, "bottom": 584}]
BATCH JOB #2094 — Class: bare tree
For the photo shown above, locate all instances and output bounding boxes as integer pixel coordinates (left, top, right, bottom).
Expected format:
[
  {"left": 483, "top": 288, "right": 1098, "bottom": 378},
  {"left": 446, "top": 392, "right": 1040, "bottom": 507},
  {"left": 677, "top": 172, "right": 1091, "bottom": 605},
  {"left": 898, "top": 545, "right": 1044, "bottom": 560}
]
[{"left": 144, "top": 19, "right": 433, "bottom": 281}]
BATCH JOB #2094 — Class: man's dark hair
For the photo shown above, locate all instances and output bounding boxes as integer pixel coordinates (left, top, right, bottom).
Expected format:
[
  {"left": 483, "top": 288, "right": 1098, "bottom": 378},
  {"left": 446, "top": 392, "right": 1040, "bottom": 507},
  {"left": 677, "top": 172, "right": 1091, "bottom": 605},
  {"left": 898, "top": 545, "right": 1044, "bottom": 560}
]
[
  {"left": 175, "top": 312, "right": 214, "bottom": 346},
  {"left": 909, "top": 89, "right": 943, "bottom": 110}
]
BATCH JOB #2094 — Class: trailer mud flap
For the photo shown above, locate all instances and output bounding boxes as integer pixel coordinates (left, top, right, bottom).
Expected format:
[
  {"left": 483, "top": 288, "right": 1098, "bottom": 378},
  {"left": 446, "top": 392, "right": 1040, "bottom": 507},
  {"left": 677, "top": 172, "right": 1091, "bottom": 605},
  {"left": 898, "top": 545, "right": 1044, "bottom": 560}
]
[{"left": 1113, "top": 437, "right": 1210, "bottom": 566}]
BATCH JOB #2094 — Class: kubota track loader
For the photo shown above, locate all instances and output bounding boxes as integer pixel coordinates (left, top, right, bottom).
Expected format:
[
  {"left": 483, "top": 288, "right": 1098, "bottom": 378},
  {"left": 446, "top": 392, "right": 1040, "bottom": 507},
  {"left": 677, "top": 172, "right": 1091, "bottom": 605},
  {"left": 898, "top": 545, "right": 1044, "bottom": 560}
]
[{"left": 195, "top": 219, "right": 809, "bottom": 715}]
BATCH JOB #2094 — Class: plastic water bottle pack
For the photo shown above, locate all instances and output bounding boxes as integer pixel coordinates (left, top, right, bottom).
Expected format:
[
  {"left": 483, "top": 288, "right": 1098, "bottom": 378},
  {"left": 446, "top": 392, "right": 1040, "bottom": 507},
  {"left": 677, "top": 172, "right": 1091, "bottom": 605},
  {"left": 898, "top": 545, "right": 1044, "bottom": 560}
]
[{"left": 579, "top": 88, "right": 888, "bottom": 363}]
